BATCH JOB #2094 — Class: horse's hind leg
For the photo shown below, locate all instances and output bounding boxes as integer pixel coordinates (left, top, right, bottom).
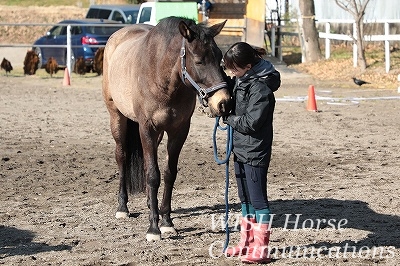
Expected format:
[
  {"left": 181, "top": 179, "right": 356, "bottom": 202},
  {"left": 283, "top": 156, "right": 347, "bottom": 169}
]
[
  {"left": 159, "top": 120, "right": 191, "bottom": 235},
  {"left": 108, "top": 108, "right": 130, "bottom": 219}
]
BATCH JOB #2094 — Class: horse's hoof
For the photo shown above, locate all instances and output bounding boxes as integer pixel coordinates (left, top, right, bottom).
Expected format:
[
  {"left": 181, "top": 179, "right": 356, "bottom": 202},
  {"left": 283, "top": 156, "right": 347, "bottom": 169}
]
[
  {"left": 160, "top": 226, "right": 177, "bottom": 235},
  {"left": 115, "top": 211, "right": 129, "bottom": 219},
  {"left": 146, "top": 233, "right": 161, "bottom": 241}
]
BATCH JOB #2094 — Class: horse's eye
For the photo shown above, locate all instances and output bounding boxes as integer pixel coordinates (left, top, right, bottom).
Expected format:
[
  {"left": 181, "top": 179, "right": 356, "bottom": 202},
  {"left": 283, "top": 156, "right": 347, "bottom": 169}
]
[{"left": 193, "top": 55, "right": 204, "bottom": 66}]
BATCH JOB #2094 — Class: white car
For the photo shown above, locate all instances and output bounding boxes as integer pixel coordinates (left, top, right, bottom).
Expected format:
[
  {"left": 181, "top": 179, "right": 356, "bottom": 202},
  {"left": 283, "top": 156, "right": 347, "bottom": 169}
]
[{"left": 86, "top": 4, "right": 140, "bottom": 24}]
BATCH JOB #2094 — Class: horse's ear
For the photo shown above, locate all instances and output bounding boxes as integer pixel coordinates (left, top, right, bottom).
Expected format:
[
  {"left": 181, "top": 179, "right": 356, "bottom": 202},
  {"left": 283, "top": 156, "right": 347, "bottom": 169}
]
[
  {"left": 209, "top": 20, "right": 227, "bottom": 37},
  {"left": 179, "top": 21, "right": 196, "bottom": 42}
]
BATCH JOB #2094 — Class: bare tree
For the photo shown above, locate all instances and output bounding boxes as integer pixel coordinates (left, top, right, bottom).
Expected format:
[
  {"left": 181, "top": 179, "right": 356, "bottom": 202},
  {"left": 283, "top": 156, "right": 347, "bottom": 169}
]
[
  {"left": 298, "top": 0, "right": 322, "bottom": 63},
  {"left": 335, "top": 0, "right": 371, "bottom": 71}
]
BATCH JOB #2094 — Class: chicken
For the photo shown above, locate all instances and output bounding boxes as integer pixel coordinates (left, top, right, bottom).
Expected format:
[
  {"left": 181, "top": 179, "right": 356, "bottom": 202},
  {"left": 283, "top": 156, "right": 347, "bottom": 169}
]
[
  {"left": 93, "top": 47, "right": 104, "bottom": 75},
  {"left": 74, "top": 56, "right": 86, "bottom": 75},
  {"left": 45, "top": 57, "right": 59, "bottom": 78},
  {"left": 1, "top": 57, "right": 13, "bottom": 76},
  {"left": 23, "top": 50, "right": 39, "bottom": 75}
]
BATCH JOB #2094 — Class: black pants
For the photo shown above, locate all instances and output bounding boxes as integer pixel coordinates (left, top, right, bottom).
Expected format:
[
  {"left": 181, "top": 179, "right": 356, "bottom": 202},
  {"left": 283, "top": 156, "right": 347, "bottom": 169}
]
[{"left": 234, "top": 160, "right": 269, "bottom": 210}]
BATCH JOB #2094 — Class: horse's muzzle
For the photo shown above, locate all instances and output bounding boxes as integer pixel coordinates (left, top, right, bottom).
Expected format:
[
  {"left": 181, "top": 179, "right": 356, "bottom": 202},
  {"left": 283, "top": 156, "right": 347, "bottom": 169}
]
[{"left": 217, "top": 97, "right": 233, "bottom": 116}]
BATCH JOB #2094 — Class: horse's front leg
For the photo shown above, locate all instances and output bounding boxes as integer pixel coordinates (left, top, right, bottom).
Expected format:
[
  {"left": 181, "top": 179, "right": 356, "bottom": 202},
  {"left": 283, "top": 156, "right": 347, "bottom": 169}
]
[
  {"left": 140, "top": 125, "right": 162, "bottom": 241},
  {"left": 160, "top": 121, "right": 191, "bottom": 235}
]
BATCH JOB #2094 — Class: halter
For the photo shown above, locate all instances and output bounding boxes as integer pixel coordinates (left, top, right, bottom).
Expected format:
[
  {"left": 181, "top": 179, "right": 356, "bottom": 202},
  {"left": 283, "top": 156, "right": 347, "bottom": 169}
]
[{"left": 180, "top": 38, "right": 227, "bottom": 107}]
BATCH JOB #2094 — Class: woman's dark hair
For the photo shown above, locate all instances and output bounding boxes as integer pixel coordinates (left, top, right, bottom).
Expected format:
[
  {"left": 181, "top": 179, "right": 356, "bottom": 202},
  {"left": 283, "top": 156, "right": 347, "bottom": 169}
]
[{"left": 223, "top": 42, "right": 265, "bottom": 71}]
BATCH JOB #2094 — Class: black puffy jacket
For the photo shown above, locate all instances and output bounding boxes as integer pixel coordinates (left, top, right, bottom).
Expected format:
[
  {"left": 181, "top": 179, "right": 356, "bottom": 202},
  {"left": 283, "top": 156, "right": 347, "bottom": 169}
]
[{"left": 225, "top": 59, "right": 280, "bottom": 166}]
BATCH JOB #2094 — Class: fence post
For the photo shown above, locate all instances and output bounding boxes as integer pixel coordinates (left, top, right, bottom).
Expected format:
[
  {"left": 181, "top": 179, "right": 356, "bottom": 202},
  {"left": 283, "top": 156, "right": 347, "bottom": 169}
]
[
  {"left": 243, "top": 17, "right": 247, "bottom": 43},
  {"left": 385, "top": 22, "right": 390, "bottom": 73},
  {"left": 325, "top": 22, "right": 330, "bottom": 59},
  {"left": 67, "top": 24, "right": 71, "bottom": 77},
  {"left": 271, "top": 26, "right": 275, "bottom": 57}
]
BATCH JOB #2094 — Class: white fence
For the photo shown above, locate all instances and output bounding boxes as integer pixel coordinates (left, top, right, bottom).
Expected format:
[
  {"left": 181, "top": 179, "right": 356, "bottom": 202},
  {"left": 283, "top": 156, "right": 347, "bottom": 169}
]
[{"left": 270, "top": 19, "right": 400, "bottom": 73}]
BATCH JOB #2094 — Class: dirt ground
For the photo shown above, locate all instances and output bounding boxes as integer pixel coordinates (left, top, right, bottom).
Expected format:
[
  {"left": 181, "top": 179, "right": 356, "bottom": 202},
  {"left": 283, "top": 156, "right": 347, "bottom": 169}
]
[{"left": 1, "top": 59, "right": 399, "bottom": 266}]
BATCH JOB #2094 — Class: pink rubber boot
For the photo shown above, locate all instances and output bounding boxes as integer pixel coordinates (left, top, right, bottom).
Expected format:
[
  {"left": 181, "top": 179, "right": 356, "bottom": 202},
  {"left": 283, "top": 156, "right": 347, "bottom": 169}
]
[
  {"left": 241, "top": 223, "right": 271, "bottom": 263},
  {"left": 225, "top": 217, "right": 256, "bottom": 257}
]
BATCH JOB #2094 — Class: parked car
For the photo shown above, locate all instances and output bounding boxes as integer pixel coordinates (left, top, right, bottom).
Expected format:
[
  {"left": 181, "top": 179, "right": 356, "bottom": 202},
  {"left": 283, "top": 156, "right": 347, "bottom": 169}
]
[
  {"left": 85, "top": 5, "right": 140, "bottom": 24},
  {"left": 32, "top": 19, "right": 122, "bottom": 71},
  {"left": 137, "top": 2, "right": 198, "bottom": 25}
]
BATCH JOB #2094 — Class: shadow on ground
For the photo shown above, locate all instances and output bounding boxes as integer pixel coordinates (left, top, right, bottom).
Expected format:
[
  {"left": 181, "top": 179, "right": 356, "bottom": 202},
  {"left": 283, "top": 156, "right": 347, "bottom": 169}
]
[{"left": 0, "top": 226, "right": 72, "bottom": 258}]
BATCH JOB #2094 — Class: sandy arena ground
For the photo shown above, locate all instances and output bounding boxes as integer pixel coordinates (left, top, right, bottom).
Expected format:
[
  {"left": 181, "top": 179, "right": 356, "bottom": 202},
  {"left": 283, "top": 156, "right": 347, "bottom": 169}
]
[{"left": 1, "top": 52, "right": 399, "bottom": 266}]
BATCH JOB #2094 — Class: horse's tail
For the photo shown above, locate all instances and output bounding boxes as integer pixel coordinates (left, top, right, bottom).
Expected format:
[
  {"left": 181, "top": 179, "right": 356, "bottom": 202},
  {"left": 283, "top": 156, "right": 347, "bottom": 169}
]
[{"left": 125, "top": 119, "right": 146, "bottom": 194}]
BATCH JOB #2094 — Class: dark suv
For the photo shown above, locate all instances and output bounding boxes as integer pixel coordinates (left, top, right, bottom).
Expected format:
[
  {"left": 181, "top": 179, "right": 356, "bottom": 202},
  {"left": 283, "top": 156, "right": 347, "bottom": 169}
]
[
  {"left": 32, "top": 19, "right": 122, "bottom": 70},
  {"left": 86, "top": 5, "right": 140, "bottom": 24}
]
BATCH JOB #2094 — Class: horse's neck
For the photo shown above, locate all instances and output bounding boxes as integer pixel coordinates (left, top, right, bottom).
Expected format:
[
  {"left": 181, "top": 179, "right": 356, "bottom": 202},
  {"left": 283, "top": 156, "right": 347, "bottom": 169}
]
[{"left": 145, "top": 36, "right": 183, "bottom": 82}]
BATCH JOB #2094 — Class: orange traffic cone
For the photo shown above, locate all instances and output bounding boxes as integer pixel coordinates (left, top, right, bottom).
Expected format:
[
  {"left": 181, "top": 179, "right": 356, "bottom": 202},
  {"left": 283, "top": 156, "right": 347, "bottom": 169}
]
[
  {"left": 63, "top": 68, "right": 70, "bottom": 86},
  {"left": 307, "top": 85, "right": 318, "bottom": 111}
]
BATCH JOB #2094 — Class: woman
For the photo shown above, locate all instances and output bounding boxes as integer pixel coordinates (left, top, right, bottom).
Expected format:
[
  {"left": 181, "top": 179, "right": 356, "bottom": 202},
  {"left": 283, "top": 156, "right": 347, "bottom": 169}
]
[{"left": 222, "top": 42, "right": 280, "bottom": 263}]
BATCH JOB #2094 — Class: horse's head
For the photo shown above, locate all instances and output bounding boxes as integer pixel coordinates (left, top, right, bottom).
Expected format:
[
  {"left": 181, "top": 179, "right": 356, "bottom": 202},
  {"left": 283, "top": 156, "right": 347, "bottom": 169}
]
[{"left": 178, "top": 19, "right": 232, "bottom": 117}]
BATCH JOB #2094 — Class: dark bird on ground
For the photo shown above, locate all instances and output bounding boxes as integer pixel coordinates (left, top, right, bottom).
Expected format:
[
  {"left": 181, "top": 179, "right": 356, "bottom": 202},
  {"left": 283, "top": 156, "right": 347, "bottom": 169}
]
[
  {"left": 352, "top": 77, "right": 371, "bottom": 86},
  {"left": 23, "top": 50, "right": 39, "bottom": 75},
  {"left": 74, "top": 56, "right": 86, "bottom": 75},
  {"left": 93, "top": 47, "right": 104, "bottom": 75},
  {"left": 1, "top": 57, "right": 13, "bottom": 76},
  {"left": 45, "top": 57, "right": 59, "bottom": 78}
]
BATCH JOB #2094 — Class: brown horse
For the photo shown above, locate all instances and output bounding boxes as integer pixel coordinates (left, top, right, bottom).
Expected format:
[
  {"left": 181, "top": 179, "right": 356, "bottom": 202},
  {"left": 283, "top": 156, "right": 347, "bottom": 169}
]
[{"left": 102, "top": 17, "right": 232, "bottom": 241}]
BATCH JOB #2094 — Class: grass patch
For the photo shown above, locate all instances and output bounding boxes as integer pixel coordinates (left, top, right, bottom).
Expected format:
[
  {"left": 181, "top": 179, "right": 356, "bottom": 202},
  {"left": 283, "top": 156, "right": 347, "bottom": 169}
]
[{"left": 3, "top": 67, "right": 100, "bottom": 79}]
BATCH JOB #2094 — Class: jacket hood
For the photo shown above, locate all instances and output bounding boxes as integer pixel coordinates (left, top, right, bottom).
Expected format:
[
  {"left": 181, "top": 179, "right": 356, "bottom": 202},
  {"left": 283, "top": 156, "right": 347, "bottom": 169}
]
[
  {"left": 236, "top": 59, "right": 281, "bottom": 92},
  {"left": 237, "top": 59, "right": 275, "bottom": 84}
]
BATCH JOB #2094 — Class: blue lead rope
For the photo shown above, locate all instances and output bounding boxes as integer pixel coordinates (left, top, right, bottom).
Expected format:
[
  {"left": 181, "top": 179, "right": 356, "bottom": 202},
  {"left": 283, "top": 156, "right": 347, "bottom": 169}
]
[{"left": 212, "top": 116, "right": 233, "bottom": 252}]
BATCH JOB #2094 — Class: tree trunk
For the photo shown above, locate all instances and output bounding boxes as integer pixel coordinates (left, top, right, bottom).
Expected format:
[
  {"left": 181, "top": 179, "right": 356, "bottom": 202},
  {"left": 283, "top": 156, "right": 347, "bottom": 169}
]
[
  {"left": 335, "top": 0, "right": 370, "bottom": 71},
  {"left": 298, "top": 0, "right": 322, "bottom": 63},
  {"left": 355, "top": 17, "right": 367, "bottom": 71}
]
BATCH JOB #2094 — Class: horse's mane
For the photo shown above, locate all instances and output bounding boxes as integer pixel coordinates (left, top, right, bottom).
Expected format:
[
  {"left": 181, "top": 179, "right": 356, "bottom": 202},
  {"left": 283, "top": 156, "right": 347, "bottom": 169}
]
[{"left": 155, "top": 16, "right": 214, "bottom": 42}]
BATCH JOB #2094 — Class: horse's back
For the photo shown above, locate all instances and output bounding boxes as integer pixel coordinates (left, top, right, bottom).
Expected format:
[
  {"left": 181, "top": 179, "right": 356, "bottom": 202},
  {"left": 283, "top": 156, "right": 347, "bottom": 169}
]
[
  {"left": 103, "top": 24, "right": 153, "bottom": 120},
  {"left": 105, "top": 24, "right": 152, "bottom": 59}
]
